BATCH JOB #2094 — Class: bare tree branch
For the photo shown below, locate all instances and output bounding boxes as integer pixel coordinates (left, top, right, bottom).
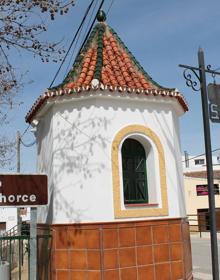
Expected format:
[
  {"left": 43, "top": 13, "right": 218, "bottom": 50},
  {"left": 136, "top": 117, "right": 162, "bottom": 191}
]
[{"left": 0, "top": 0, "right": 75, "bottom": 167}]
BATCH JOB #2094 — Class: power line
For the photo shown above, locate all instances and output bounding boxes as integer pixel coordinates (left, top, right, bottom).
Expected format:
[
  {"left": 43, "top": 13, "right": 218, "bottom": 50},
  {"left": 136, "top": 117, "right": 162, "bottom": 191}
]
[
  {"left": 20, "top": 124, "right": 31, "bottom": 138},
  {"left": 64, "top": 0, "right": 100, "bottom": 78},
  {"left": 106, "top": 0, "right": 115, "bottom": 16},
  {"left": 49, "top": 0, "right": 96, "bottom": 88},
  {"left": 182, "top": 148, "right": 220, "bottom": 163},
  {"left": 63, "top": 24, "right": 84, "bottom": 78},
  {"left": 76, "top": 0, "right": 105, "bottom": 58},
  {"left": 81, "top": 0, "right": 99, "bottom": 44},
  {"left": 20, "top": 138, "right": 36, "bottom": 148}
]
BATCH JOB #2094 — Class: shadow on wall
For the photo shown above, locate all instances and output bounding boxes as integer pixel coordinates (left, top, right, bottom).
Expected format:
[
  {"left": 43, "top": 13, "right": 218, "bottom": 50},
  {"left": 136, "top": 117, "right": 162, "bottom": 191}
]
[
  {"left": 41, "top": 104, "right": 114, "bottom": 224},
  {"left": 38, "top": 97, "right": 183, "bottom": 223},
  {"left": 153, "top": 111, "right": 186, "bottom": 215}
]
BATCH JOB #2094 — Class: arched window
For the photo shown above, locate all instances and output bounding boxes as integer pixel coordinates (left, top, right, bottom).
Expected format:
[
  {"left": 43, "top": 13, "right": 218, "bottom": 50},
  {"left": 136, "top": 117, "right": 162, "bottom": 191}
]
[{"left": 122, "top": 138, "right": 148, "bottom": 204}]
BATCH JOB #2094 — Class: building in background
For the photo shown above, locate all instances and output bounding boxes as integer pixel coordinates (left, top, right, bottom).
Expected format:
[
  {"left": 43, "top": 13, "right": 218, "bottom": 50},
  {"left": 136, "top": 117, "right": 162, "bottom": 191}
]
[
  {"left": 182, "top": 150, "right": 220, "bottom": 171},
  {"left": 0, "top": 208, "right": 16, "bottom": 233},
  {"left": 0, "top": 207, "right": 30, "bottom": 234},
  {"left": 183, "top": 165, "right": 220, "bottom": 232}
]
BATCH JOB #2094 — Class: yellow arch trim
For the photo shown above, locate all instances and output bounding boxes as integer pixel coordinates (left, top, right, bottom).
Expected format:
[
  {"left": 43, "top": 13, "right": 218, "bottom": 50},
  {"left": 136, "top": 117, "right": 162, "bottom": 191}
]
[{"left": 111, "top": 125, "right": 168, "bottom": 218}]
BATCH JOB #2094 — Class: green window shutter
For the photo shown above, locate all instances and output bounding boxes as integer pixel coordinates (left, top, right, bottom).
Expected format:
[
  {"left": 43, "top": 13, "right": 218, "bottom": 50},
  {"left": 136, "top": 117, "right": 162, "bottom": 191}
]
[{"left": 122, "top": 139, "right": 148, "bottom": 204}]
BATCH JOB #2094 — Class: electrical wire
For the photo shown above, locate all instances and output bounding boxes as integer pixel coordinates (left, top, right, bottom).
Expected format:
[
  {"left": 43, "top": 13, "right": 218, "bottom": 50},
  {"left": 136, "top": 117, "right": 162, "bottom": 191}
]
[
  {"left": 49, "top": 0, "right": 96, "bottom": 88},
  {"left": 20, "top": 138, "right": 36, "bottom": 148},
  {"left": 20, "top": 124, "right": 31, "bottom": 138},
  {"left": 80, "top": 0, "right": 99, "bottom": 46},
  {"left": 182, "top": 148, "right": 220, "bottom": 163},
  {"left": 64, "top": 0, "right": 100, "bottom": 78},
  {"left": 106, "top": 0, "right": 115, "bottom": 16},
  {"left": 75, "top": 0, "right": 105, "bottom": 58},
  {"left": 63, "top": 25, "right": 84, "bottom": 78}
]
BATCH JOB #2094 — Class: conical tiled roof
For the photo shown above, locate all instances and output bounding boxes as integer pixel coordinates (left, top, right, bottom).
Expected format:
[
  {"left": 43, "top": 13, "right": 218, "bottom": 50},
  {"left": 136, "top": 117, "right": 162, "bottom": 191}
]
[
  {"left": 58, "top": 24, "right": 163, "bottom": 91},
  {"left": 26, "top": 11, "right": 188, "bottom": 123}
]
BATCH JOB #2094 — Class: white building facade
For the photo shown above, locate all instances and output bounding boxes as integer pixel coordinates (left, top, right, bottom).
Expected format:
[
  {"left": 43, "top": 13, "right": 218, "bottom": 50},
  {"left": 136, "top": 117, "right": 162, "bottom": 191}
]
[{"left": 26, "top": 11, "right": 193, "bottom": 280}]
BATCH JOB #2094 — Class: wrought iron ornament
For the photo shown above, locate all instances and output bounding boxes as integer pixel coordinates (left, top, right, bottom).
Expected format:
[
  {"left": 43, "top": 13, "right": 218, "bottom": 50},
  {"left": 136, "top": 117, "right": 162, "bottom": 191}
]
[
  {"left": 179, "top": 63, "right": 220, "bottom": 92},
  {"left": 183, "top": 68, "right": 200, "bottom": 91}
]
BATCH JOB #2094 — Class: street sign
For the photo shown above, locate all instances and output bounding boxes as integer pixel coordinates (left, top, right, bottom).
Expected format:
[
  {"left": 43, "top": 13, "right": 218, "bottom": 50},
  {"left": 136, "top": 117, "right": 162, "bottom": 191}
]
[
  {"left": 0, "top": 174, "right": 48, "bottom": 206},
  {"left": 208, "top": 83, "right": 220, "bottom": 123}
]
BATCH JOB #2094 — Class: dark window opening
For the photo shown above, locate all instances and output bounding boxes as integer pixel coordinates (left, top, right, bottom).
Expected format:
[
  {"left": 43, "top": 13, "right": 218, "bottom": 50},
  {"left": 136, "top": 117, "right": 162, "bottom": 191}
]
[
  {"left": 122, "top": 138, "right": 148, "bottom": 204},
  {"left": 194, "top": 159, "right": 205, "bottom": 165}
]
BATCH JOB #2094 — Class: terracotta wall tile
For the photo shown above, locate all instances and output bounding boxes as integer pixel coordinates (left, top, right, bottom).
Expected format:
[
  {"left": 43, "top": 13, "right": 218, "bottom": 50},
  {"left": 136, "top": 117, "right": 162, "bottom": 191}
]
[
  {"left": 169, "top": 224, "right": 182, "bottom": 242},
  {"left": 51, "top": 249, "right": 56, "bottom": 271},
  {"left": 171, "top": 261, "right": 184, "bottom": 280},
  {"left": 50, "top": 219, "right": 193, "bottom": 279},
  {"left": 154, "top": 244, "right": 170, "bottom": 263},
  {"left": 70, "top": 271, "right": 87, "bottom": 280},
  {"left": 138, "top": 265, "right": 155, "bottom": 280},
  {"left": 137, "top": 246, "right": 153, "bottom": 265},
  {"left": 144, "top": 220, "right": 168, "bottom": 226},
  {"left": 170, "top": 243, "right": 183, "bottom": 261},
  {"left": 118, "top": 222, "right": 136, "bottom": 228},
  {"left": 119, "top": 228, "right": 135, "bottom": 247},
  {"left": 119, "top": 247, "right": 136, "bottom": 268},
  {"left": 103, "top": 229, "right": 119, "bottom": 249},
  {"left": 153, "top": 226, "right": 169, "bottom": 244},
  {"left": 182, "top": 222, "right": 190, "bottom": 241},
  {"left": 104, "top": 249, "right": 119, "bottom": 269},
  {"left": 120, "top": 267, "right": 137, "bottom": 280},
  {"left": 155, "top": 263, "right": 171, "bottom": 280},
  {"left": 85, "top": 230, "right": 100, "bottom": 249},
  {"left": 136, "top": 226, "right": 152, "bottom": 246},
  {"left": 69, "top": 250, "right": 87, "bottom": 270},
  {"left": 168, "top": 218, "right": 184, "bottom": 224},
  {"left": 56, "top": 229, "right": 68, "bottom": 249},
  {"left": 102, "top": 223, "right": 117, "bottom": 229},
  {"left": 87, "top": 271, "right": 101, "bottom": 280},
  {"left": 55, "top": 251, "right": 69, "bottom": 269},
  {"left": 51, "top": 231, "right": 56, "bottom": 250},
  {"left": 57, "top": 270, "right": 70, "bottom": 280},
  {"left": 87, "top": 250, "right": 101, "bottom": 270},
  {"left": 183, "top": 240, "right": 193, "bottom": 277},
  {"left": 68, "top": 230, "right": 86, "bottom": 249},
  {"left": 104, "top": 269, "right": 120, "bottom": 280}
]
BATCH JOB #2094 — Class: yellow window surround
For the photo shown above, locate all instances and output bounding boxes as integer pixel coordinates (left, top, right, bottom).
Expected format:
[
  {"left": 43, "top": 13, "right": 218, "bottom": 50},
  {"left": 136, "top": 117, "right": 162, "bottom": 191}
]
[{"left": 111, "top": 125, "right": 168, "bottom": 218}]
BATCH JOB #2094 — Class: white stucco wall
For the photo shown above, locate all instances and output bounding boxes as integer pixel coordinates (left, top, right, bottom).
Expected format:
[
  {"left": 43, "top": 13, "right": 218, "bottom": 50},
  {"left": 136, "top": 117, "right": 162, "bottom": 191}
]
[
  {"left": 184, "top": 176, "right": 220, "bottom": 215},
  {"left": 0, "top": 207, "right": 17, "bottom": 231},
  {"left": 36, "top": 91, "right": 186, "bottom": 224},
  {"left": 36, "top": 108, "right": 54, "bottom": 224}
]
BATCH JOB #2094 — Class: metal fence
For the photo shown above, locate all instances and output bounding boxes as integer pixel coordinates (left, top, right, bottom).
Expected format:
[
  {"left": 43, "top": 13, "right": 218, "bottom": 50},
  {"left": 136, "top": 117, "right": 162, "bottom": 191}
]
[
  {"left": 0, "top": 224, "right": 51, "bottom": 280},
  {"left": 187, "top": 212, "right": 217, "bottom": 237}
]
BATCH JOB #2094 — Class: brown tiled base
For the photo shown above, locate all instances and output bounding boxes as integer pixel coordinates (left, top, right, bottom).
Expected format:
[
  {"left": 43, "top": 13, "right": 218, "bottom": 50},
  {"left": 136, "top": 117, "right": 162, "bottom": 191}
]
[{"left": 39, "top": 218, "right": 193, "bottom": 280}]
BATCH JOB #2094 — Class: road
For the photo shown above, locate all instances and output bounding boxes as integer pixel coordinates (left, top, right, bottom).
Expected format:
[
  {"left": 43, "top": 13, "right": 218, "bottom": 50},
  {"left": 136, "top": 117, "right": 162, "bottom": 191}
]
[{"left": 191, "top": 233, "right": 220, "bottom": 280}]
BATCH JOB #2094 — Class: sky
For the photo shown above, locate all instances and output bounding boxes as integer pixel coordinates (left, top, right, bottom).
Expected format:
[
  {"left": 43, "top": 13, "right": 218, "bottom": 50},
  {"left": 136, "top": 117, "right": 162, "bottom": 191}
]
[{"left": 1, "top": 0, "right": 220, "bottom": 173}]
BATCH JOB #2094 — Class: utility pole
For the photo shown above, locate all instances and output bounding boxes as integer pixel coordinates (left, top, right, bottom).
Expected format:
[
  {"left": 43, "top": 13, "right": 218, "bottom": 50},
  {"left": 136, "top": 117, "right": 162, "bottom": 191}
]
[
  {"left": 179, "top": 48, "right": 220, "bottom": 280},
  {"left": 16, "top": 131, "right": 22, "bottom": 234},
  {"left": 16, "top": 131, "right": 22, "bottom": 279},
  {"left": 16, "top": 130, "right": 38, "bottom": 280}
]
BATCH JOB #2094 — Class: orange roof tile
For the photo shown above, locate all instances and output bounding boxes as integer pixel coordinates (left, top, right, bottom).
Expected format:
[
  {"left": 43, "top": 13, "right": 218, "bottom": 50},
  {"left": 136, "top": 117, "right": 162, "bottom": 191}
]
[{"left": 26, "top": 11, "right": 188, "bottom": 123}]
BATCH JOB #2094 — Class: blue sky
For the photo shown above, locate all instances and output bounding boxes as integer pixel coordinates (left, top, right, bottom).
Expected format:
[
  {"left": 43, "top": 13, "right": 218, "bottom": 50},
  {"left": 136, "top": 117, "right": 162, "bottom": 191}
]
[{"left": 2, "top": 0, "right": 220, "bottom": 172}]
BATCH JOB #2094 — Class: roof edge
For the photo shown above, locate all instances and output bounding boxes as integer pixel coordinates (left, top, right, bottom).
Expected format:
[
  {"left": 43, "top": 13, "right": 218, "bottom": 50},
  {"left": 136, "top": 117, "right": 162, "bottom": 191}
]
[{"left": 25, "top": 86, "right": 188, "bottom": 124}]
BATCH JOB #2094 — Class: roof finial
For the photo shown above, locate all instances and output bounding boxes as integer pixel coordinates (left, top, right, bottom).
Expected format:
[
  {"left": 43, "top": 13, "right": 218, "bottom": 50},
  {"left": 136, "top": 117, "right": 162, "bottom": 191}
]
[{"left": 97, "top": 10, "right": 106, "bottom": 22}]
